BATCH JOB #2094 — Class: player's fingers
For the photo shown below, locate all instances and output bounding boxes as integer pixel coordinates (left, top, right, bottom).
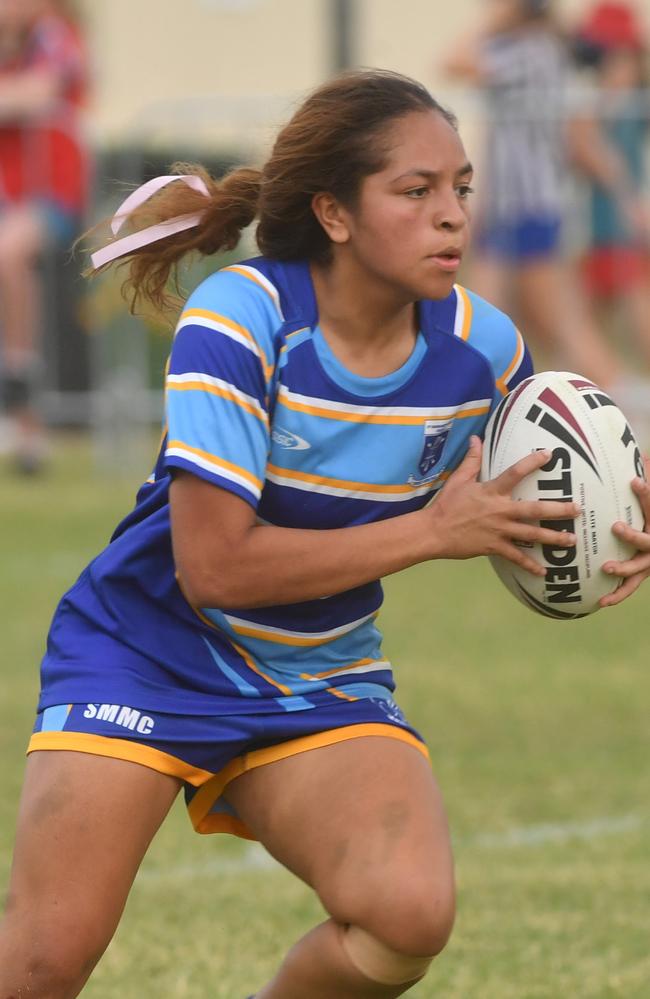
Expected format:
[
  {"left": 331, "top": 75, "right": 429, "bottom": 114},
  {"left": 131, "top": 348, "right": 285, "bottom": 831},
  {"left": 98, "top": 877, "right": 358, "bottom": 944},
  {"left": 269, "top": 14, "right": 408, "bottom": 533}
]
[
  {"left": 602, "top": 550, "right": 650, "bottom": 578},
  {"left": 631, "top": 475, "right": 650, "bottom": 522},
  {"left": 513, "top": 499, "right": 582, "bottom": 522},
  {"left": 599, "top": 571, "right": 647, "bottom": 608},
  {"left": 450, "top": 435, "right": 483, "bottom": 485},
  {"left": 611, "top": 518, "right": 650, "bottom": 551},
  {"left": 495, "top": 542, "right": 546, "bottom": 577},
  {"left": 492, "top": 448, "right": 551, "bottom": 494},
  {"left": 508, "top": 524, "right": 576, "bottom": 547}
]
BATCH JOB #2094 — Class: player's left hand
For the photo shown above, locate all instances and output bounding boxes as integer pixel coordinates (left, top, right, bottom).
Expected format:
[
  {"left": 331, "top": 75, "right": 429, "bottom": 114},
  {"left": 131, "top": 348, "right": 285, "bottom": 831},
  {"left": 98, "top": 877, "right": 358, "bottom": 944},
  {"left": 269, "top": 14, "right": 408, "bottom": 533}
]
[{"left": 600, "top": 457, "right": 650, "bottom": 608}]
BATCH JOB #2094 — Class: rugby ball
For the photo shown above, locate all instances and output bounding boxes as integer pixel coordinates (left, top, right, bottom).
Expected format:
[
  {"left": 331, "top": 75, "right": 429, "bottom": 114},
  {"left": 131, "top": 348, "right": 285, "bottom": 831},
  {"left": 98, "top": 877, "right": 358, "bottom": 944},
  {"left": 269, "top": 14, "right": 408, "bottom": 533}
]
[{"left": 480, "top": 371, "right": 645, "bottom": 619}]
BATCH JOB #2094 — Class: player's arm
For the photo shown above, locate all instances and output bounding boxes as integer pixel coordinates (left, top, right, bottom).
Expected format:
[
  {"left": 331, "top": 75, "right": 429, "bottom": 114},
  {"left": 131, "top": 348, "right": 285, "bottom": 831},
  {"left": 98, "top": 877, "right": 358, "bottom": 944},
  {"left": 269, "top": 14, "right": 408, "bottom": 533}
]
[{"left": 170, "top": 439, "right": 581, "bottom": 610}]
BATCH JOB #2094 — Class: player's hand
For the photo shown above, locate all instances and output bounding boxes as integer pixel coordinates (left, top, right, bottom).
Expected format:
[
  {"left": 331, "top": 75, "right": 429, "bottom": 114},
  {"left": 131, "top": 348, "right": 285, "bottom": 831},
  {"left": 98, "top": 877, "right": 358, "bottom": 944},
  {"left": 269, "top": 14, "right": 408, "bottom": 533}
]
[
  {"left": 427, "top": 437, "right": 580, "bottom": 574},
  {"left": 600, "top": 457, "right": 650, "bottom": 608}
]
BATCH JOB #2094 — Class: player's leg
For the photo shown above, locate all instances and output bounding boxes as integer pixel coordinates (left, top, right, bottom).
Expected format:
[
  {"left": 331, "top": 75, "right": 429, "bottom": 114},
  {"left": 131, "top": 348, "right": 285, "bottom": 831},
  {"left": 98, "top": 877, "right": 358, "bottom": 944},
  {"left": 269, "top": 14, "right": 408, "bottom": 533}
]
[
  {"left": 0, "top": 203, "right": 50, "bottom": 471},
  {"left": 0, "top": 203, "right": 46, "bottom": 366},
  {"left": 0, "top": 749, "right": 181, "bottom": 999},
  {"left": 224, "top": 735, "right": 455, "bottom": 998}
]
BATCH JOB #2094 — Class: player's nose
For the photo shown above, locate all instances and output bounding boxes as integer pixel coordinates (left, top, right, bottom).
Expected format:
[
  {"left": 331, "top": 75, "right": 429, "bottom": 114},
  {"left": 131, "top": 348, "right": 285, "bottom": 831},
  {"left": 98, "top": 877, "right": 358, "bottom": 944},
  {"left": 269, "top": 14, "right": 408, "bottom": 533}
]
[{"left": 435, "top": 189, "right": 468, "bottom": 232}]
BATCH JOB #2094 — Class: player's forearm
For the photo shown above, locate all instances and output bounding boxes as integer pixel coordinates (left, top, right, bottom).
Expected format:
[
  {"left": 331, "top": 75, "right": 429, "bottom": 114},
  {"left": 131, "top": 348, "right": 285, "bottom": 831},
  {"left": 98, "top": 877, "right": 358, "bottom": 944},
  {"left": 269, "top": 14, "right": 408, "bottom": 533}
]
[{"left": 185, "top": 508, "right": 436, "bottom": 610}]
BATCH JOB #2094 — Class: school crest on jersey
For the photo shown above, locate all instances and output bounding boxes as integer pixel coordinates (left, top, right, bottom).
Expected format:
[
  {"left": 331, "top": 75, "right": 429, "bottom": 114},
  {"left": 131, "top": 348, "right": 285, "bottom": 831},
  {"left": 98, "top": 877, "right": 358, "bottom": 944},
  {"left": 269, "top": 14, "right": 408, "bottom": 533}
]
[{"left": 408, "top": 419, "right": 452, "bottom": 485}]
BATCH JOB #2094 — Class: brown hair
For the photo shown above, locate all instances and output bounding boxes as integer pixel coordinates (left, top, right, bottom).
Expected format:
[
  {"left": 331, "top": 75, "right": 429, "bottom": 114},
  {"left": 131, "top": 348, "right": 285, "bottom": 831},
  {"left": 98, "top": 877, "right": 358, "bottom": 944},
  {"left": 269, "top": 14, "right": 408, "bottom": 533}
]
[{"left": 95, "top": 70, "right": 456, "bottom": 316}]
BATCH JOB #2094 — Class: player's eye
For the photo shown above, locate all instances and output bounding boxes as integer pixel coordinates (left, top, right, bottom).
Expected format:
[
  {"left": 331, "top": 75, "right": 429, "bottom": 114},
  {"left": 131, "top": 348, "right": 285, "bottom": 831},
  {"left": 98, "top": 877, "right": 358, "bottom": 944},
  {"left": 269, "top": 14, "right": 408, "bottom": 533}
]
[
  {"left": 405, "top": 186, "right": 428, "bottom": 199},
  {"left": 456, "top": 185, "right": 475, "bottom": 200}
]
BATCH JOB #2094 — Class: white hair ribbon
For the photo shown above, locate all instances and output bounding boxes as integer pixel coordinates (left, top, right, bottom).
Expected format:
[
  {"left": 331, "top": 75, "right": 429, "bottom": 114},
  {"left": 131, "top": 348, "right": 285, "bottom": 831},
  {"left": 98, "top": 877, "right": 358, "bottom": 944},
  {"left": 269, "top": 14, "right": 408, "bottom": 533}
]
[{"left": 90, "top": 174, "right": 210, "bottom": 270}]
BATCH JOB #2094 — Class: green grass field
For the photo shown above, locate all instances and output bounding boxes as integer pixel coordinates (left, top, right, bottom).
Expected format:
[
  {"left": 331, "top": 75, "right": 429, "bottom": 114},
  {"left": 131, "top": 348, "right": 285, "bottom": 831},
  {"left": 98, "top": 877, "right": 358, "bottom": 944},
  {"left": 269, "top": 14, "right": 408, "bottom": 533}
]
[{"left": 1, "top": 436, "right": 649, "bottom": 998}]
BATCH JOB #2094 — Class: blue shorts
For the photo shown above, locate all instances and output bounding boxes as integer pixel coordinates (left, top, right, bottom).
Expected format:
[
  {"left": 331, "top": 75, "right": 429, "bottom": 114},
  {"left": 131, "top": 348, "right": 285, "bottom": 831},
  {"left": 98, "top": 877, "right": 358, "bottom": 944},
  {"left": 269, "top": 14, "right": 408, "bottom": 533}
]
[
  {"left": 29, "top": 699, "right": 428, "bottom": 840},
  {"left": 475, "top": 214, "right": 562, "bottom": 262}
]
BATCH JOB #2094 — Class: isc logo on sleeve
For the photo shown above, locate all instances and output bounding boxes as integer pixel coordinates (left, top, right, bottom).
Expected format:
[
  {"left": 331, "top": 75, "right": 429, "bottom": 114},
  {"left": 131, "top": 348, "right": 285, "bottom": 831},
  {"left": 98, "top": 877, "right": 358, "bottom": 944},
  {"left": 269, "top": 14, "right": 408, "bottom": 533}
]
[{"left": 84, "top": 703, "right": 155, "bottom": 735}]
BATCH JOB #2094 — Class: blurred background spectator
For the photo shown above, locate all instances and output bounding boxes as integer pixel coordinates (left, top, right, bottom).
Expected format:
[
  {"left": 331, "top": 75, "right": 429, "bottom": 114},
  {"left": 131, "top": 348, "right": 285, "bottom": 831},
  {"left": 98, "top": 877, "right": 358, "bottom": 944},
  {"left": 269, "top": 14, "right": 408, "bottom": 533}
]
[
  {"left": 443, "top": 0, "right": 622, "bottom": 391},
  {"left": 569, "top": 2, "right": 650, "bottom": 371},
  {"left": 0, "top": 0, "right": 89, "bottom": 474},
  {"left": 0, "top": 0, "right": 648, "bottom": 475}
]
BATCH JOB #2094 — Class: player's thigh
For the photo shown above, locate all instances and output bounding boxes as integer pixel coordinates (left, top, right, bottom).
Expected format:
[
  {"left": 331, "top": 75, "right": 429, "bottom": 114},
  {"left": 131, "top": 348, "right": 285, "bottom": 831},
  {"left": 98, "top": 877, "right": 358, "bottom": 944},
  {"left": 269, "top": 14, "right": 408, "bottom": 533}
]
[
  {"left": 5, "top": 750, "right": 181, "bottom": 946},
  {"left": 224, "top": 736, "right": 455, "bottom": 954}
]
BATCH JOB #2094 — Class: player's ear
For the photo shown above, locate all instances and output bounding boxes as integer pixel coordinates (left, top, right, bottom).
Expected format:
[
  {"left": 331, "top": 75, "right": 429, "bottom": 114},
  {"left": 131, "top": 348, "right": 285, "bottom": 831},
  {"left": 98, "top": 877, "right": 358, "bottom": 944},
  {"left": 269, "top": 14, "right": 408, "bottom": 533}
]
[{"left": 311, "top": 192, "right": 351, "bottom": 245}]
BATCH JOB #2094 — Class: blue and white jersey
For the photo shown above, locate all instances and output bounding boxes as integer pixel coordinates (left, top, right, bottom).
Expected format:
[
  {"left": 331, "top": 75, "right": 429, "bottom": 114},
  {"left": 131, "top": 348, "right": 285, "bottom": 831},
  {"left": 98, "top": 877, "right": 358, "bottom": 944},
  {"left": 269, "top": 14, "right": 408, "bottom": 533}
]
[
  {"left": 479, "top": 29, "right": 569, "bottom": 222},
  {"left": 40, "top": 257, "right": 532, "bottom": 716}
]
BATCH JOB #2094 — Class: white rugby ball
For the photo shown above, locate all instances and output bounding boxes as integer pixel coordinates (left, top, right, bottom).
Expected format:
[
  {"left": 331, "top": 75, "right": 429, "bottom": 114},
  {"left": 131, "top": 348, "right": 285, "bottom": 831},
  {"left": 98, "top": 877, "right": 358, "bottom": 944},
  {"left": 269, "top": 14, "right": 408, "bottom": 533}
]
[{"left": 480, "top": 371, "right": 645, "bottom": 619}]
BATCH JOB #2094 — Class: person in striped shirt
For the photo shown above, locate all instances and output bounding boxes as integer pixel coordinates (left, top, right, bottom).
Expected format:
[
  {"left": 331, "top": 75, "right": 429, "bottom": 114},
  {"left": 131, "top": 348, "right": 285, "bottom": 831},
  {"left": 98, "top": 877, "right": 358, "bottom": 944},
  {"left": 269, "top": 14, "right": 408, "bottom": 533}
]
[
  {"left": 3, "top": 69, "right": 649, "bottom": 999},
  {"left": 444, "top": 0, "right": 622, "bottom": 391}
]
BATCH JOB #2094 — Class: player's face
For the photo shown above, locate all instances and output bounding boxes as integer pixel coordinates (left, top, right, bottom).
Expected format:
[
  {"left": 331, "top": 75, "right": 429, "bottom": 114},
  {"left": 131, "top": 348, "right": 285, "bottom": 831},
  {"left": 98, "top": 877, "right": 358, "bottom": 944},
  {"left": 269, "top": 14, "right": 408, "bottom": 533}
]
[{"left": 345, "top": 110, "right": 473, "bottom": 302}]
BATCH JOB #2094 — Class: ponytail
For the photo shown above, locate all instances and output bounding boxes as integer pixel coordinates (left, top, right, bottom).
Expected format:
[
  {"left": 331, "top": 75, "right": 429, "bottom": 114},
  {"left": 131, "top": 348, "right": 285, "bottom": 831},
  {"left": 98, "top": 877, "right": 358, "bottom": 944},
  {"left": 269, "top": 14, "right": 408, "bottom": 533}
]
[
  {"left": 90, "top": 162, "right": 261, "bottom": 317},
  {"left": 90, "top": 70, "right": 455, "bottom": 319}
]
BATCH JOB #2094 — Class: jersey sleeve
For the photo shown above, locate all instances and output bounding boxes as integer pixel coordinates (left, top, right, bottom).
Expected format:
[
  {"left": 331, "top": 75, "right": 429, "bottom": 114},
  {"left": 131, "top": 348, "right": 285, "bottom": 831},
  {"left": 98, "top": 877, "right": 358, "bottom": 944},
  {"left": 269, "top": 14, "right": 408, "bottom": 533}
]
[
  {"left": 164, "top": 267, "right": 280, "bottom": 509},
  {"left": 460, "top": 287, "right": 534, "bottom": 411}
]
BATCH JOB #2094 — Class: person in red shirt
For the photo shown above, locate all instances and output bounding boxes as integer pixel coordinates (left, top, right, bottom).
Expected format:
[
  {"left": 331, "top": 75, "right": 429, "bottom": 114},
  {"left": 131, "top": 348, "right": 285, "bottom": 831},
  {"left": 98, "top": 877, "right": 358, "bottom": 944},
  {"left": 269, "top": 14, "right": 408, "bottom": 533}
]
[{"left": 0, "top": 0, "right": 89, "bottom": 473}]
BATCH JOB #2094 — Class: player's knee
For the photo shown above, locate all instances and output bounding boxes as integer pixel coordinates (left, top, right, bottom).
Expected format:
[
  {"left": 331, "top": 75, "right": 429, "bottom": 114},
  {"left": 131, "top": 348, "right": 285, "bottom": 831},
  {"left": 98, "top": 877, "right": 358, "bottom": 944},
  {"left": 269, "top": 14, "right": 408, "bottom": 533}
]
[
  {"left": 322, "top": 868, "right": 456, "bottom": 958},
  {"left": 372, "top": 880, "right": 456, "bottom": 957},
  {"left": 1, "top": 896, "right": 107, "bottom": 998}
]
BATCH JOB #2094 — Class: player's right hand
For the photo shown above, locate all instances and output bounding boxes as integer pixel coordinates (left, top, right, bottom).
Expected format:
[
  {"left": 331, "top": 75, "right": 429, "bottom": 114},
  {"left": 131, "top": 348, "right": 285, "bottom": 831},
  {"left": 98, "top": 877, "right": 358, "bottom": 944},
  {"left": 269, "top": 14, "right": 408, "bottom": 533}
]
[{"left": 425, "top": 436, "right": 580, "bottom": 574}]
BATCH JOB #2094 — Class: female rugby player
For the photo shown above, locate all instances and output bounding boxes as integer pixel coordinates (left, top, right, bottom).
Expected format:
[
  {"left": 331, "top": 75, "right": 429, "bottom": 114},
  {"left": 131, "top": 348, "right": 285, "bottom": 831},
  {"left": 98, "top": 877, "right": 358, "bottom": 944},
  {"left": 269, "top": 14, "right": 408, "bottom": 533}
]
[{"left": 2, "top": 70, "right": 649, "bottom": 998}]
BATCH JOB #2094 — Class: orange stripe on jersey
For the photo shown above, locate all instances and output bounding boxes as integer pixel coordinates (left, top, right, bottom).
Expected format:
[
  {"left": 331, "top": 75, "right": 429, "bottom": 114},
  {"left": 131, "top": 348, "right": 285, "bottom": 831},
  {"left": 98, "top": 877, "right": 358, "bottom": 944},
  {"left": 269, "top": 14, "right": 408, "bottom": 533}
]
[
  {"left": 278, "top": 395, "right": 454, "bottom": 425},
  {"left": 227, "top": 621, "right": 359, "bottom": 648},
  {"left": 166, "top": 380, "right": 267, "bottom": 424},
  {"left": 495, "top": 327, "right": 525, "bottom": 397},
  {"left": 279, "top": 326, "right": 311, "bottom": 357},
  {"left": 183, "top": 308, "right": 255, "bottom": 344},
  {"left": 300, "top": 657, "right": 380, "bottom": 681},
  {"left": 278, "top": 393, "right": 487, "bottom": 425},
  {"left": 267, "top": 463, "right": 433, "bottom": 495},
  {"left": 456, "top": 285, "right": 473, "bottom": 340},
  {"left": 222, "top": 266, "right": 279, "bottom": 308},
  {"left": 327, "top": 686, "right": 358, "bottom": 702},
  {"left": 166, "top": 440, "right": 263, "bottom": 490},
  {"left": 181, "top": 307, "right": 273, "bottom": 380},
  {"left": 229, "top": 639, "right": 293, "bottom": 696}
]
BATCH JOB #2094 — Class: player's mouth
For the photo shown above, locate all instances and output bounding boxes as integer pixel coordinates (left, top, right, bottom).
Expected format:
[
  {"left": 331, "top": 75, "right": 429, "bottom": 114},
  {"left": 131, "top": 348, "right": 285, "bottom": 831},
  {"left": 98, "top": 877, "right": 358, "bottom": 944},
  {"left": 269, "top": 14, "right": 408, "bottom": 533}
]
[{"left": 429, "top": 248, "right": 463, "bottom": 272}]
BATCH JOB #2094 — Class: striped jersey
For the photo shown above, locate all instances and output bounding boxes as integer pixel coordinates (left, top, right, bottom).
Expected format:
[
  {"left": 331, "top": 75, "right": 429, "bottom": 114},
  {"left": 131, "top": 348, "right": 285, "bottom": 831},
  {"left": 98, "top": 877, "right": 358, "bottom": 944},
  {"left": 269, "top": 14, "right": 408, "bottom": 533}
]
[
  {"left": 40, "top": 257, "right": 532, "bottom": 715},
  {"left": 479, "top": 28, "right": 568, "bottom": 221}
]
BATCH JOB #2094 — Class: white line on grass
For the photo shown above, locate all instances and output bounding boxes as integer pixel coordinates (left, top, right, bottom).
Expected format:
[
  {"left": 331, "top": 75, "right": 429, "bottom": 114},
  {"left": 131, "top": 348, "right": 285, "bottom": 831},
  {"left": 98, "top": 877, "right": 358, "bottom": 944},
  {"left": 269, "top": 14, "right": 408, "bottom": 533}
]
[
  {"left": 135, "top": 814, "right": 645, "bottom": 887},
  {"left": 469, "top": 813, "right": 643, "bottom": 850}
]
